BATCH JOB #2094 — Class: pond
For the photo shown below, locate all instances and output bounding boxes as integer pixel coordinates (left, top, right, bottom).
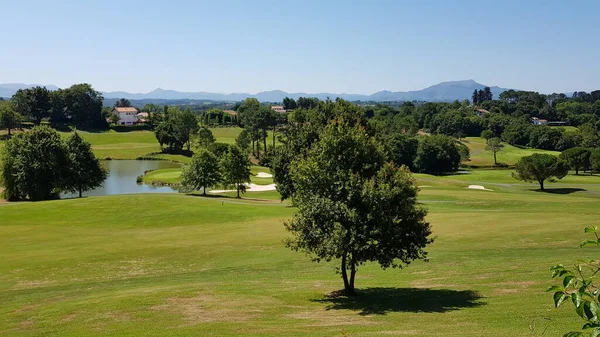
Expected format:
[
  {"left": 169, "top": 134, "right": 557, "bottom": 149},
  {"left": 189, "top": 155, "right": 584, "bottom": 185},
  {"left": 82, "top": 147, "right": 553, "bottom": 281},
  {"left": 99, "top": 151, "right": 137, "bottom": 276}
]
[{"left": 63, "top": 160, "right": 182, "bottom": 198}]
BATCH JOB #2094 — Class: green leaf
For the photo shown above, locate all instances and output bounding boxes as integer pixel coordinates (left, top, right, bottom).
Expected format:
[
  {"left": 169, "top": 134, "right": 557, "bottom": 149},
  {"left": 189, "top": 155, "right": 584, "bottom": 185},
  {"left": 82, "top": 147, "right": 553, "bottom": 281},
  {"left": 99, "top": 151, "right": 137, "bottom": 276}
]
[
  {"left": 555, "top": 291, "right": 567, "bottom": 308},
  {"left": 573, "top": 292, "right": 582, "bottom": 307},
  {"left": 565, "top": 275, "right": 576, "bottom": 288},
  {"left": 547, "top": 285, "right": 564, "bottom": 292},
  {"left": 585, "top": 226, "right": 598, "bottom": 233}
]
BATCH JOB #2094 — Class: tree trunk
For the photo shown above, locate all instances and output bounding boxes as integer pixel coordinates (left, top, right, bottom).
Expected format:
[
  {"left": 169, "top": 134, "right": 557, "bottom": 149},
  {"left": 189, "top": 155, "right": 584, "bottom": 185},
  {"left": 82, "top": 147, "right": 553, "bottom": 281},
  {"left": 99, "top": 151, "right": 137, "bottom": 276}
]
[
  {"left": 263, "top": 129, "right": 267, "bottom": 153},
  {"left": 7, "top": 128, "right": 11, "bottom": 136},
  {"left": 341, "top": 252, "right": 356, "bottom": 296},
  {"left": 349, "top": 255, "right": 357, "bottom": 293},
  {"left": 79, "top": 186, "right": 83, "bottom": 198},
  {"left": 203, "top": 186, "right": 206, "bottom": 195},
  {"left": 576, "top": 168, "right": 579, "bottom": 175},
  {"left": 493, "top": 150, "right": 497, "bottom": 165},
  {"left": 237, "top": 184, "right": 240, "bottom": 198},
  {"left": 272, "top": 125, "right": 276, "bottom": 148},
  {"left": 539, "top": 180, "right": 544, "bottom": 191},
  {"left": 252, "top": 140, "right": 255, "bottom": 156}
]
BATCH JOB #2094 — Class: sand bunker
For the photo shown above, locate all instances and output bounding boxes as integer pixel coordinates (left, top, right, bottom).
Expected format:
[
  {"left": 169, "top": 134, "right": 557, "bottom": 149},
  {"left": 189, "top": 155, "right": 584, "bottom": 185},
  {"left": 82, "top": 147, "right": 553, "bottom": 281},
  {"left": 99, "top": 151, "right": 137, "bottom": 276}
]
[
  {"left": 210, "top": 183, "right": 277, "bottom": 194},
  {"left": 255, "top": 172, "right": 273, "bottom": 178},
  {"left": 468, "top": 185, "right": 494, "bottom": 191}
]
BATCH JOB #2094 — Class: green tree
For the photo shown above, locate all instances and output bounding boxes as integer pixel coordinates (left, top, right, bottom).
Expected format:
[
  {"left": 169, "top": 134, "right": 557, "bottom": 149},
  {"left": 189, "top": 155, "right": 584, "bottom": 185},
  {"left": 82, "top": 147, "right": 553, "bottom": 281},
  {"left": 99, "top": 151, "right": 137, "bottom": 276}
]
[
  {"left": 235, "top": 128, "right": 252, "bottom": 152},
  {"left": 64, "top": 132, "right": 108, "bottom": 198},
  {"left": 181, "top": 149, "right": 222, "bottom": 195},
  {"left": 181, "top": 108, "right": 199, "bottom": 151},
  {"left": 282, "top": 97, "right": 297, "bottom": 110},
  {"left": 63, "top": 84, "right": 106, "bottom": 128},
  {"left": 154, "top": 109, "right": 187, "bottom": 152},
  {"left": 414, "top": 135, "right": 462, "bottom": 175},
  {"left": 108, "top": 113, "right": 120, "bottom": 125},
  {"left": 486, "top": 137, "right": 503, "bottom": 166},
  {"left": 480, "top": 129, "right": 494, "bottom": 141},
  {"left": 12, "top": 86, "right": 51, "bottom": 125},
  {"left": 286, "top": 122, "right": 432, "bottom": 295},
  {"left": 0, "top": 126, "right": 69, "bottom": 201},
  {"left": 115, "top": 98, "right": 132, "bottom": 107},
  {"left": 197, "top": 125, "right": 216, "bottom": 148},
  {"left": 512, "top": 153, "right": 569, "bottom": 190},
  {"left": 0, "top": 104, "right": 21, "bottom": 136},
  {"left": 589, "top": 149, "right": 600, "bottom": 172},
  {"left": 560, "top": 147, "right": 591, "bottom": 175},
  {"left": 270, "top": 146, "right": 295, "bottom": 200},
  {"left": 384, "top": 134, "right": 418, "bottom": 170},
  {"left": 220, "top": 146, "right": 251, "bottom": 198},
  {"left": 548, "top": 226, "right": 600, "bottom": 337}
]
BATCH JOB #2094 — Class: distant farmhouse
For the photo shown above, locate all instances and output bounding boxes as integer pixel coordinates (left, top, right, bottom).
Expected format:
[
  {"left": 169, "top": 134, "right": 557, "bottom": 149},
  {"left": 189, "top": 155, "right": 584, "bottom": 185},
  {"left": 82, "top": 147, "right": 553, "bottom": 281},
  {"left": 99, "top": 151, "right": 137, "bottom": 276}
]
[
  {"left": 270, "top": 105, "right": 287, "bottom": 113},
  {"left": 112, "top": 107, "right": 148, "bottom": 126}
]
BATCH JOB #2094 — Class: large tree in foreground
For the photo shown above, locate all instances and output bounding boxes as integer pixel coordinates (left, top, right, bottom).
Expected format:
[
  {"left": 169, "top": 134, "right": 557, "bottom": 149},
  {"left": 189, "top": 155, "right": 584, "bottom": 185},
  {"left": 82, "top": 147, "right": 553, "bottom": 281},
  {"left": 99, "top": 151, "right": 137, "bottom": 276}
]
[
  {"left": 181, "top": 149, "right": 222, "bottom": 195},
  {"left": 285, "top": 121, "right": 432, "bottom": 295},
  {"left": 512, "top": 153, "right": 569, "bottom": 190},
  {"left": 220, "top": 146, "right": 252, "bottom": 198},
  {"left": 1, "top": 126, "right": 69, "bottom": 201},
  {"left": 64, "top": 132, "right": 108, "bottom": 198}
]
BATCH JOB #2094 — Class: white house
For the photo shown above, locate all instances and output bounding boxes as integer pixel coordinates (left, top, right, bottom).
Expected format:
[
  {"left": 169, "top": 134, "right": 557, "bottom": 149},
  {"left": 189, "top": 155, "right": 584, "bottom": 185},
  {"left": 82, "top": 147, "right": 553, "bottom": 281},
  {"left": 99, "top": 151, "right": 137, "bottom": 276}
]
[{"left": 113, "top": 107, "right": 139, "bottom": 125}]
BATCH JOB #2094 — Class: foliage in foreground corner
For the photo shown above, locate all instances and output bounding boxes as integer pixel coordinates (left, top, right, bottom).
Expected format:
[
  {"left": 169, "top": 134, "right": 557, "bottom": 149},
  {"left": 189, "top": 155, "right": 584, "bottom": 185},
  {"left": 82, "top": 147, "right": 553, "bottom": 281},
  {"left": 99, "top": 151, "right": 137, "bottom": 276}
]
[{"left": 548, "top": 226, "right": 600, "bottom": 337}]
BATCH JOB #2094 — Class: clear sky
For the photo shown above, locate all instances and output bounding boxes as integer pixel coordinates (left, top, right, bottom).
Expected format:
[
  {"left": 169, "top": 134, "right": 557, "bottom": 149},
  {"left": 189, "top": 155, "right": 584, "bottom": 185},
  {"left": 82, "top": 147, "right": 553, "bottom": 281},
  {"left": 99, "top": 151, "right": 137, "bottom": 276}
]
[{"left": 1, "top": 0, "right": 599, "bottom": 94}]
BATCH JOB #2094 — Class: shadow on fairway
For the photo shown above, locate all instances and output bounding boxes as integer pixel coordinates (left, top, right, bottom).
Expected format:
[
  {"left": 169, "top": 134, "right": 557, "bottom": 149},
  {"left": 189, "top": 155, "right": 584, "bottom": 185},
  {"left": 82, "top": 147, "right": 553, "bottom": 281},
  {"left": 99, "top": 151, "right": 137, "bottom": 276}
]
[
  {"left": 533, "top": 188, "right": 586, "bottom": 195},
  {"left": 313, "top": 287, "right": 484, "bottom": 315}
]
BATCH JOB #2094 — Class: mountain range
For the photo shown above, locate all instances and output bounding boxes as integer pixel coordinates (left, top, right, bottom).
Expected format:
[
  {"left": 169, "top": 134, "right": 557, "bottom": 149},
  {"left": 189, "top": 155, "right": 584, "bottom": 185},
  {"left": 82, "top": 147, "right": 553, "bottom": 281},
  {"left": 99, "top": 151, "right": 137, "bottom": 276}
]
[{"left": 0, "top": 80, "right": 510, "bottom": 102}]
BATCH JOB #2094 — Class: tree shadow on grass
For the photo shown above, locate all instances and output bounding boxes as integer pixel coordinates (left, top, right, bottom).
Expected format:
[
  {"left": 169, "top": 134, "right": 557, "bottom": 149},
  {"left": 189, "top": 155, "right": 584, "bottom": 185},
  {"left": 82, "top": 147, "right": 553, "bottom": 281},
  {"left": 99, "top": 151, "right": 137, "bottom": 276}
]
[
  {"left": 312, "top": 287, "right": 485, "bottom": 316},
  {"left": 533, "top": 188, "right": 586, "bottom": 195}
]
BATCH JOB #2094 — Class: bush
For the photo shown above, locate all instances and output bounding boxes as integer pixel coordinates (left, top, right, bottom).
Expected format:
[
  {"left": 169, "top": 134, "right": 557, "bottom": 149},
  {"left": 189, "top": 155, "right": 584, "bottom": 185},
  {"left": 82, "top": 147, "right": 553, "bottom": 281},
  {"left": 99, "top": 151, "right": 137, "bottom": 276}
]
[{"left": 110, "top": 124, "right": 152, "bottom": 132}]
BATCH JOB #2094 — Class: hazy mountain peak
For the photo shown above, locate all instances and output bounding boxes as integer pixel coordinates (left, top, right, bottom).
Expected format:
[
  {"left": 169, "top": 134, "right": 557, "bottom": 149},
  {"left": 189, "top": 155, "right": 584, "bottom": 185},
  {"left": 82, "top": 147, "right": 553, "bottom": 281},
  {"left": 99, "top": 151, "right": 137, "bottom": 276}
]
[{"left": 1, "top": 80, "right": 515, "bottom": 102}]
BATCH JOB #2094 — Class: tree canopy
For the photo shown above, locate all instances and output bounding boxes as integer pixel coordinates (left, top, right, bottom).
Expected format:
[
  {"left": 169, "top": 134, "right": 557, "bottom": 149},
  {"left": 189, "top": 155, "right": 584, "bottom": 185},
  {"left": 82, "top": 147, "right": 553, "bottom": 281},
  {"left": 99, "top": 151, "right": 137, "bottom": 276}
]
[
  {"left": 512, "top": 153, "right": 569, "bottom": 190},
  {"left": 180, "top": 149, "right": 222, "bottom": 195},
  {"left": 220, "top": 146, "right": 252, "bottom": 198},
  {"left": 64, "top": 132, "right": 108, "bottom": 198},
  {"left": 1, "top": 126, "right": 70, "bottom": 200},
  {"left": 285, "top": 121, "right": 432, "bottom": 295}
]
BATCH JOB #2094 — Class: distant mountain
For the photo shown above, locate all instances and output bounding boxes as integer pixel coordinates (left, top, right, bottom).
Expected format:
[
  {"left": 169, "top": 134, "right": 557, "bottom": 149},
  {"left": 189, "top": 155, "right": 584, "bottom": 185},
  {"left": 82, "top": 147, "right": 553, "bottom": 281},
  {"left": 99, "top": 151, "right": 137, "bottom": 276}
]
[
  {"left": 0, "top": 80, "right": 512, "bottom": 102},
  {"left": 102, "top": 80, "right": 512, "bottom": 102},
  {"left": 0, "top": 83, "right": 59, "bottom": 98}
]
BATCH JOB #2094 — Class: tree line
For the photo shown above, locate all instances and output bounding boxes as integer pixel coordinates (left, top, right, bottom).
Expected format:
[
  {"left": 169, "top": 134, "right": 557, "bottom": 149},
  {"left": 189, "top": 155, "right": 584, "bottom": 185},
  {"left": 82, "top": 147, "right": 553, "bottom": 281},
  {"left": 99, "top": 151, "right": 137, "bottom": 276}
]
[
  {"left": 5, "top": 84, "right": 107, "bottom": 128},
  {"left": 1, "top": 126, "right": 107, "bottom": 200}
]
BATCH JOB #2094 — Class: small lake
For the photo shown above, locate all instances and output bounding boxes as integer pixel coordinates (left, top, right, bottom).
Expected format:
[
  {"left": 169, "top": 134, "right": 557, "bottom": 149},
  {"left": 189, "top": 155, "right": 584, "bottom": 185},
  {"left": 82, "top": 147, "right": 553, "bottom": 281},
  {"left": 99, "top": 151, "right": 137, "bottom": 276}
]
[{"left": 63, "top": 160, "right": 182, "bottom": 198}]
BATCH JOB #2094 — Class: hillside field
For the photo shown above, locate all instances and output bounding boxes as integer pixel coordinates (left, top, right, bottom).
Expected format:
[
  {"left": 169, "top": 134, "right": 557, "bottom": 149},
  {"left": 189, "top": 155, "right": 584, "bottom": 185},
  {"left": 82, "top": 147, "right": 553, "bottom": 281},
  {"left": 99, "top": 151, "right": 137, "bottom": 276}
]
[{"left": 461, "top": 137, "right": 559, "bottom": 167}]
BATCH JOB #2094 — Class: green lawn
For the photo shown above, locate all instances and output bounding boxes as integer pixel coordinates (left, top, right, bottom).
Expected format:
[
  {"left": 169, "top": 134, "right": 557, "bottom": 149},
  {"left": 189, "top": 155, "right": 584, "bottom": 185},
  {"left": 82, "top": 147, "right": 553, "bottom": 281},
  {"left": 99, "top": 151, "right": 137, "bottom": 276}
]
[
  {"left": 461, "top": 137, "right": 560, "bottom": 167},
  {"left": 2, "top": 171, "right": 600, "bottom": 336}
]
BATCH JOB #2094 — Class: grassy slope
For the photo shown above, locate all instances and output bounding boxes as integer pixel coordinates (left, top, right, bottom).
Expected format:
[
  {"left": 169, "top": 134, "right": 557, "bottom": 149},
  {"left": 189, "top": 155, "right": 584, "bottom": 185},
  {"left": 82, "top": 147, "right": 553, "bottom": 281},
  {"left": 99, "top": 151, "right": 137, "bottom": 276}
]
[
  {"left": 462, "top": 137, "right": 560, "bottom": 167},
  {"left": 3, "top": 174, "right": 600, "bottom": 336},
  {"left": 56, "top": 128, "right": 243, "bottom": 160}
]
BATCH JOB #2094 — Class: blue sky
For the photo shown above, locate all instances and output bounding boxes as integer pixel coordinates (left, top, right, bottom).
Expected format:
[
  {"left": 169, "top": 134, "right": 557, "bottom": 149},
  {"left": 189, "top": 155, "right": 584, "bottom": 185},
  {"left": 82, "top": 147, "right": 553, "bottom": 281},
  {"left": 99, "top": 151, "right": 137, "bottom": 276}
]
[{"left": 1, "top": 0, "right": 599, "bottom": 94}]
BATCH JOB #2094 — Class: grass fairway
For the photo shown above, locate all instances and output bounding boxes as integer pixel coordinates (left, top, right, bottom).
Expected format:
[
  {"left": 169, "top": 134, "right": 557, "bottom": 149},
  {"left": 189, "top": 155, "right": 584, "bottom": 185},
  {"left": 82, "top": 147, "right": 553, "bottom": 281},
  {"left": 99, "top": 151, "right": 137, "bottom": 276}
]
[
  {"left": 462, "top": 137, "right": 559, "bottom": 167},
  {"left": 2, "top": 174, "right": 600, "bottom": 336}
]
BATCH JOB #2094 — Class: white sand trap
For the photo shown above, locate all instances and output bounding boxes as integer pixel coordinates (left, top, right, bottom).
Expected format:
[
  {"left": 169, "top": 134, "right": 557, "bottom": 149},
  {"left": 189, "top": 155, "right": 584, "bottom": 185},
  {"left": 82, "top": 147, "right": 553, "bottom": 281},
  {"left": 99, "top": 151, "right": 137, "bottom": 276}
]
[
  {"left": 210, "top": 183, "right": 277, "bottom": 194},
  {"left": 255, "top": 172, "right": 273, "bottom": 178},
  {"left": 468, "top": 185, "right": 494, "bottom": 191},
  {"left": 418, "top": 185, "right": 432, "bottom": 188}
]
